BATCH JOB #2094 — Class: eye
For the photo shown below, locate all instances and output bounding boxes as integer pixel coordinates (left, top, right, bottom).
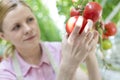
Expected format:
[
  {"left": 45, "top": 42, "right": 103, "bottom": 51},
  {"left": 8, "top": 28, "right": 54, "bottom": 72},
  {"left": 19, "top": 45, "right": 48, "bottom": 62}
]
[
  {"left": 27, "top": 17, "right": 34, "bottom": 23},
  {"left": 12, "top": 24, "right": 21, "bottom": 31}
]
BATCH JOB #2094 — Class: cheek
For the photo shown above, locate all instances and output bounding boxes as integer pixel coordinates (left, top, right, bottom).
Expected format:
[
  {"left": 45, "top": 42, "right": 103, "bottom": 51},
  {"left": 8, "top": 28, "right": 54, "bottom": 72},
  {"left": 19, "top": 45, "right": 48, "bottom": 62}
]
[
  {"left": 36, "top": 27, "right": 40, "bottom": 38},
  {"left": 35, "top": 23, "right": 40, "bottom": 35},
  {"left": 8, "top": 32, "right": 22, "bottom": 43},
  {"left": 5, "top": 36, "right": 19, "bottom": 47},
  {"left": 4, "top": 33, "right": 15, "bottom": 42},
  {"left": 10, "top": 35, "right": 20, "bottom": 43}
]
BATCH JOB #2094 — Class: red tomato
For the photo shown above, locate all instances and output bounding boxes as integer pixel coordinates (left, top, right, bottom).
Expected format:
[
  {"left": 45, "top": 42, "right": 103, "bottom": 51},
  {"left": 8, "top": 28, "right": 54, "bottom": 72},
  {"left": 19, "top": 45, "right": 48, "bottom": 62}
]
[
  {"left": 0, "top": 56, "right": 2, "bottom": 62},
  {"left": 104, "top": 22, "right": 117, "bottom": 36},
  {"left": 102, "top": 34, "right": 109, "bottom": 39},
  {"left": 66, "top": 16, "right": 87, "bottom": 35},
  {"left": 83, "top": 2, "right": 102, "bottom": 22},
  {"left": 66, "top": 16, "right": 78, "bottom": 34},
  {"left": 70, "top": 7, "right": 80, "bottom": 17}
]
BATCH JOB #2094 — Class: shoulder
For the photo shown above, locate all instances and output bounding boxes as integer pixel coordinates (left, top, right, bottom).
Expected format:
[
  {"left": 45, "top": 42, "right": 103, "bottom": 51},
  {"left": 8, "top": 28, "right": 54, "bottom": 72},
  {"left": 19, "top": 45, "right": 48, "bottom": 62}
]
[
  {"left": 43, "top": 41, "right": 62, "bottom": 49},
  {"left": 42, "top": 41, "right": 62, "bottom": 64},
  {"left": 0, "top": 57, "right": 16, "bottom": 79},
  {"left": 42, "top": 41, "right": 62, "bottom": 53}
]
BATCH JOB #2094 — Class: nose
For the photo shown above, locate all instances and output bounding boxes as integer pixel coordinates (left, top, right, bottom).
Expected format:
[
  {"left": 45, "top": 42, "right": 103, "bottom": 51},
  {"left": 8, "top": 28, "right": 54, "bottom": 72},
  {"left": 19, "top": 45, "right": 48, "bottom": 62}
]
[{"left": 23, "top": 23, "right": 32, "bottom": 35}]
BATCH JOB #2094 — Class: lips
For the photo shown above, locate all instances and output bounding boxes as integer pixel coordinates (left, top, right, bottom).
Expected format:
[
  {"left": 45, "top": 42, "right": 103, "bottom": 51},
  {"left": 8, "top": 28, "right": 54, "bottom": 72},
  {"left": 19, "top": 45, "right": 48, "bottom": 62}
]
[{"left": 24, "top": 35, "right": 36, "bottom": 41}]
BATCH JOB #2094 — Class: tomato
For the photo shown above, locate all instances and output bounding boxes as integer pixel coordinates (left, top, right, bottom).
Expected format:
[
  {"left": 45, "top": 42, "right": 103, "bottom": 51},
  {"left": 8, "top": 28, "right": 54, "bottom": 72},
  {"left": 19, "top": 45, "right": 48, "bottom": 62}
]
[
  {"left": 70, "top": 7, "right": 80, "bottom": 17},
  {"left": 66, "top": 16, "right": 78, "bottom": 34},
  {"left": 83, "top": 2, "right": 102, "bottom": 22},
  {"left": 102, "top": 34, "right": 109, "bottom": 39},
  {"left": 66, "top": 16, "right": 87, "bottom": 35},
  {"left": 0, "top": 56, "right": 2, "bottom": 62},
  {"left": 104, "top": 22, "right": 117, "bottom": 36},
  {"left": 102, "top": 39, "right": 112, "bottom": 50},
  {"left": 72, "top": 0, "right": 78, "bottom": 3}
]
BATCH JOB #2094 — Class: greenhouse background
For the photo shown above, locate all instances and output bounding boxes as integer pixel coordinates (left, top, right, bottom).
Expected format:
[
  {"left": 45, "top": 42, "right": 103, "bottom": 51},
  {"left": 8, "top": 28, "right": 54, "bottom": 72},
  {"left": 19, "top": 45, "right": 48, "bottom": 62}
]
[{"left": 0, "top": 0, "right": 120, "bottom": 80}]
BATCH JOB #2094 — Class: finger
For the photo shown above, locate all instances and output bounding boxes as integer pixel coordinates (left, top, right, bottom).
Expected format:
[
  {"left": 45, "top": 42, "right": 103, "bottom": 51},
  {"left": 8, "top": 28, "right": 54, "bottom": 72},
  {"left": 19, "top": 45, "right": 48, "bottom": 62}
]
[
  {"left": 88, "top": 30, "right": 99, "bottom": 45},
  {"left": 75, "top": 32, "right": 93, "bottom": 56},
  {"left": 79, "top": 19, "right": 93, "bottom": 43},
  {"left": 68, "top": 16, "right": 83, "bottom": 43},
  {"left": 93, "top": 30, "right": 99, "bottom": 41},
  {"left": 88, "top": 39, "right": 97, "bottom": 52},
  {"left": 62, "top": 33, "right": 68, "bottom": 43},
  {"left": 88, "top": 31, "right": 99, "bottom": 50},
  {"left": 80, "top": 19, "right": 93, "bottom": 38},
  {"left": 75, "top": 48, "right": 89, "bottom": 62},
  {"left": 77, "top": 31, "right": 92, "bottom": 45},
  {"left": 85, "top": 31, "right": 94, "bottom": 45}
]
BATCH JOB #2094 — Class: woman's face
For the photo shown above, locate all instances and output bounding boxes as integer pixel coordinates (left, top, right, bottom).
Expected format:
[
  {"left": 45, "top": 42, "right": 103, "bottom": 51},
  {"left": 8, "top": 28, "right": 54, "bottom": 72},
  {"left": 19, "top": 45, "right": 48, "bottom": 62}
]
[{"left": 1, "top": 5, "right": 40, "bottom": 49}]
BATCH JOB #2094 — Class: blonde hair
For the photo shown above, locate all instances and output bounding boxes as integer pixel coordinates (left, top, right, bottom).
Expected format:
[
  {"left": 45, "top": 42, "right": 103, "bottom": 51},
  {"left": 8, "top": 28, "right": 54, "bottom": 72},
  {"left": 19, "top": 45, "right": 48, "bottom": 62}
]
[{"left": 0, "top": 0, "right": 31, "bottom": 58}]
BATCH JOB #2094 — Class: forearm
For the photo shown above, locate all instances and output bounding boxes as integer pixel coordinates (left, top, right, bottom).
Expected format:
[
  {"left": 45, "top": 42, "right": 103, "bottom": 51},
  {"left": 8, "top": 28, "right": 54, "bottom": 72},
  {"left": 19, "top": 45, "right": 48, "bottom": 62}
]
[
  {"left": 86, "top": 53, "right": 102, "bottom": 80},
  {"left": 56, "top": 60, "right": 77, "bottom": 80}
]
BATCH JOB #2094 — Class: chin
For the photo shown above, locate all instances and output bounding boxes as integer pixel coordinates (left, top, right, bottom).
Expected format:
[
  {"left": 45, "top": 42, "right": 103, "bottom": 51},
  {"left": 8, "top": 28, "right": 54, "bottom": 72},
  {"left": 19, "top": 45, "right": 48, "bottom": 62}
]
[{"left": 25, "top": 42, "right": 39, "bottom": 48}]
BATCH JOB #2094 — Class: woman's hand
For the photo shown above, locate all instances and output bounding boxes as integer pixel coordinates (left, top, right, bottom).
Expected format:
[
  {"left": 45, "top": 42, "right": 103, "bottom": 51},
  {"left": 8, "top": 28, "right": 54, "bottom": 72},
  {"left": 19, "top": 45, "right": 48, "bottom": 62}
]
[{"left": 61, "top": 17, "right": 94, "bottom": 69}]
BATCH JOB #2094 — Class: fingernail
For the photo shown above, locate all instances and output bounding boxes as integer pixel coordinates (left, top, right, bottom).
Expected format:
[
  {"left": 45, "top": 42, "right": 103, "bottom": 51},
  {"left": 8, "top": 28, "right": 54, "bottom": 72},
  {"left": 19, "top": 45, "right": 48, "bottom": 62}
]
[
  {"left": 84, "top": 19, "right": 93, "bottom": 33},
  {"left": 75, "top": 16, "right": 83, "bottom": 27}
]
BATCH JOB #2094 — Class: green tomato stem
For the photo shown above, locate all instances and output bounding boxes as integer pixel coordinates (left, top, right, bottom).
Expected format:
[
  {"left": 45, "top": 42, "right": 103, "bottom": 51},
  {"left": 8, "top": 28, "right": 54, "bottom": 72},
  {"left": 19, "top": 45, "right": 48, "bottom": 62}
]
[{"left": 97, "top": 26, "right": 111, "bottom": 69}]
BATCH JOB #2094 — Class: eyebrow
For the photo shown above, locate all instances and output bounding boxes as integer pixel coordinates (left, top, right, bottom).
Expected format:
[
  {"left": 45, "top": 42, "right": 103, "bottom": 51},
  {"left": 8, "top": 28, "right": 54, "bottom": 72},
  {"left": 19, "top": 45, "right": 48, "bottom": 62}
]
[{"left": 12, "top": 16, "right": 32, "bottom": 27}]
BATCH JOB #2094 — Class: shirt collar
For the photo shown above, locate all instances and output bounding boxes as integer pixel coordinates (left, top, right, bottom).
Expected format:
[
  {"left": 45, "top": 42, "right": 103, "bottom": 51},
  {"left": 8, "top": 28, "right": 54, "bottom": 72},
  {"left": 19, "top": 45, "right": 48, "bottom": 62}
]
[{"left": 15, "top": 43, "right": 50, "bottom": 77}]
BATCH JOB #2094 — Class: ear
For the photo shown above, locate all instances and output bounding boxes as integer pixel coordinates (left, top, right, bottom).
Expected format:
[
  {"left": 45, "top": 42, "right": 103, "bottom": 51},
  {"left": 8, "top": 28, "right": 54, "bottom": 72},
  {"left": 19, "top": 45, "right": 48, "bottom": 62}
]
[{"left": 0, "top": 32, "right": 8, "bottom": 41}]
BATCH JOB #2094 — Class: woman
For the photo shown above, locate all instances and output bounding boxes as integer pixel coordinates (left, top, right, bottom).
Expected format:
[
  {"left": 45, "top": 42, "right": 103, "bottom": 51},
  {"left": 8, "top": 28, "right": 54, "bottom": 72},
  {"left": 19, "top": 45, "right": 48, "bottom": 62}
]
[{"left": 0, "top": 0, "right": 102, "bottom": 80}]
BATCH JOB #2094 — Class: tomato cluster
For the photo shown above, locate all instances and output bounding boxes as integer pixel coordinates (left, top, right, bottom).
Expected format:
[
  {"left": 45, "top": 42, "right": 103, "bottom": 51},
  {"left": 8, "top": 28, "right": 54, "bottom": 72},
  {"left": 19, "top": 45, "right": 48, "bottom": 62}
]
[
  {"left": 65, "top": 1, "right": 117, "bottom": 50},
  {"left": 101, "top": 22, "right": 117, "bottom": 50},
  {"left": 66, "top": 2, "right": 102, "bottom": 34}
]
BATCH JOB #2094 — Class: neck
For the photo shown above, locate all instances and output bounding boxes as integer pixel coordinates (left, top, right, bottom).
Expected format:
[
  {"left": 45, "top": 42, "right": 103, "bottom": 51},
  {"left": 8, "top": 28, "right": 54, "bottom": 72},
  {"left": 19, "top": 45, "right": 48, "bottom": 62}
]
[{"left": 16, "top": 44, "right": 42, "bottom": 65}]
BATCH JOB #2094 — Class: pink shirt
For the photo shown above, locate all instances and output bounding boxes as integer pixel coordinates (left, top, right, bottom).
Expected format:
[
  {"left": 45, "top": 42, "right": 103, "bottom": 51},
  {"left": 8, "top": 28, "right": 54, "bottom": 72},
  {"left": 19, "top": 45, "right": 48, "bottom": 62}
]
[{"left": 0, "top": 42, "right": 61, "bottom": 80}]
